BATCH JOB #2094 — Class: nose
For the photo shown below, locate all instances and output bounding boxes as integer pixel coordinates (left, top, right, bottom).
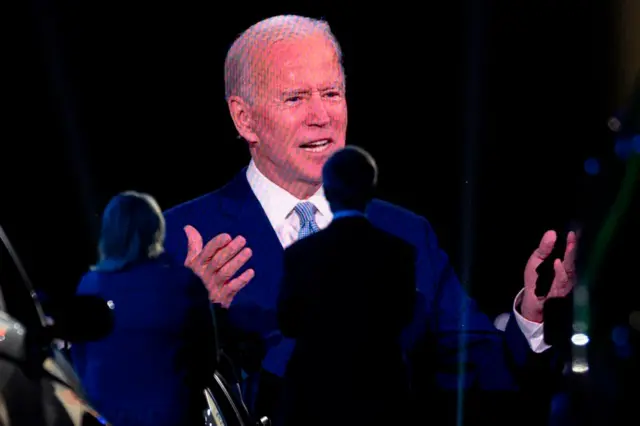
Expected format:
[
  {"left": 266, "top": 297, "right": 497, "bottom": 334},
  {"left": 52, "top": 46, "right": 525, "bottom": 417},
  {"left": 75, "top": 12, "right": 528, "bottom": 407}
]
[{"left": 305, "top": 94, "right": 330, "bottom": 127}]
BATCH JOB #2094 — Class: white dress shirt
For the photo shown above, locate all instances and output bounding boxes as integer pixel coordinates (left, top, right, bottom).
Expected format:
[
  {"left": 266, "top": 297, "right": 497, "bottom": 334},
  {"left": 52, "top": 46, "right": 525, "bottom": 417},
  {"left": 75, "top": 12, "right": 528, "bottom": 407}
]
[{"left": 245, "top": 160, "right": 549, "bottom": 353}]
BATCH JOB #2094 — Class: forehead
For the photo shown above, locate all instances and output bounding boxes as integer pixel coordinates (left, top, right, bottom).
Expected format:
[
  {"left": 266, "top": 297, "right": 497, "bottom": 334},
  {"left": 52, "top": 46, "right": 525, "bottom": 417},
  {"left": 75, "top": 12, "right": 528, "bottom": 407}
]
[{"left": 258, "top": 34, "right": 343, "bottom": 91}]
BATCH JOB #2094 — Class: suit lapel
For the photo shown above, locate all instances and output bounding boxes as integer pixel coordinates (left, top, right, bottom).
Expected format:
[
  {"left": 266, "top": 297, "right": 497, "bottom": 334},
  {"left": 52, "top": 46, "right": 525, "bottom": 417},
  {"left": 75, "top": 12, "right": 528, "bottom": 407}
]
[{"left": 217, "top": 169, "right": 285, "bottom": 330}]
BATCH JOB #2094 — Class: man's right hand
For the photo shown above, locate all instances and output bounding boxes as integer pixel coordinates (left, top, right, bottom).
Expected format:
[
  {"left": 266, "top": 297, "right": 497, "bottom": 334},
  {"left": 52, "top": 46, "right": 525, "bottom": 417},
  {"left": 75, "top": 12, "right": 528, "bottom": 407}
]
[{"left": 183, "top": 225, "right": 255, "bottom": 308}]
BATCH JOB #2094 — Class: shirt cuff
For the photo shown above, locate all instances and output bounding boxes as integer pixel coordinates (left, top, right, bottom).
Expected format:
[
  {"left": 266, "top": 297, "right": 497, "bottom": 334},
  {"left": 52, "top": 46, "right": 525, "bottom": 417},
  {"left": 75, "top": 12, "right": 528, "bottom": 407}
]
[{"left": 512, "top": 288, "right": 551, "bottom": 353}]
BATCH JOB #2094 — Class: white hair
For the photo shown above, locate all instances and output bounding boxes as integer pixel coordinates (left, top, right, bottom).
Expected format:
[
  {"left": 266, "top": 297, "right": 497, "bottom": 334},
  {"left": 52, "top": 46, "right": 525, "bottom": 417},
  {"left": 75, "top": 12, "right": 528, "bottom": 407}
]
[{"left": 224, "top": 15, "right": 345, "bottom": 104}]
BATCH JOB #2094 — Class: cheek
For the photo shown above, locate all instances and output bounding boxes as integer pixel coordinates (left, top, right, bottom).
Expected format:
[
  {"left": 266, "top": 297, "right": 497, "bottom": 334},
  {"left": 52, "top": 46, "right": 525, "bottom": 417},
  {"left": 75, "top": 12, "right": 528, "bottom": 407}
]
[
  {"left": 258, "top": 114, "right": 303, "bottom": 160},
  {"left": 330, "top": 104, "right": 349, "bottom": 135},
  {"left": 331, "top": 103, "right": 348, "bottom": 124},
  {"left": 264, "top": 111, "right": 299, "bottom": 139},
  {"left": 275, "top": 116, "right": 309, "bottom": 152}
]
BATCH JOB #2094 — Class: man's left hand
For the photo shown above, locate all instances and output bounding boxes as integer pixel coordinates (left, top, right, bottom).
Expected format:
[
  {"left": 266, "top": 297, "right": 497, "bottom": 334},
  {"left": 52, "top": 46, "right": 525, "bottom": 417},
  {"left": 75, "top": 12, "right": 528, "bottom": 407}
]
[{"left": 521, "top": 230, "right": 578, "bottom": 323}]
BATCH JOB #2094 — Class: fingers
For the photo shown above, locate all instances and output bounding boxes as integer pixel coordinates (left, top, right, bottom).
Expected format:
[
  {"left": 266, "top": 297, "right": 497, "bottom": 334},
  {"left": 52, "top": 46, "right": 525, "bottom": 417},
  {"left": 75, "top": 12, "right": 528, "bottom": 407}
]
[
  {"left": 207, "top": 269, "right": 255, "bottom": 308},
  {"left": 184, "top": 225, "right": 203, "bottom": 267},
  {"left": 226, "top": 268, "right": 255, "bottom": 293},
  {"left": 207, "top": 236, "right": 248, "bottom": 272},
  {"left": 183, "top": 228, "right": 255, "bottom": 308},
  {"left": 206, "top": 247, "right": 255, "bottom": 303},
  {"left": 214, "top": 246, "right": 253, "bottom": 283},
  {"left": 549, "top": 258, "right": 572, "bottom": 298},
  {"left": 563, "top": 231, "right": 578, "bottom": 278},
  {"left": 218, "top": 269, "right": 256, "bottom": 308},
  {"left": 191, "top": 233, "right": 253, "bottom": 307},
  {"left": 200, "top": 233, "right": 234, "bottom": 262},
  {"left": 526, "top": 230, "right": 557, "bottom": 271},
  {"left": 534, "top": 230, "right": 557, "bottom": 260}
]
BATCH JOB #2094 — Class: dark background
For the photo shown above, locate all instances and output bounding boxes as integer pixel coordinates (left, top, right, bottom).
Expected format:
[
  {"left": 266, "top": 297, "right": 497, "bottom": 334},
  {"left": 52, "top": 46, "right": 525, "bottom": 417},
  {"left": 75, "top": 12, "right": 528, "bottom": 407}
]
[{"left": 6, "top": 0, "right": 634, "bottom": 326}]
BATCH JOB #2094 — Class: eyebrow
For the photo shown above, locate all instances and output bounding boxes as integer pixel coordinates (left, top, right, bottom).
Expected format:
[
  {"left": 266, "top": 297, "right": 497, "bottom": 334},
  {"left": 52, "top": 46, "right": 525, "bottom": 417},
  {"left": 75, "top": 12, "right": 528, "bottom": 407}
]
[
  {"left": 281, "top": 88, "right": 311, "bottom": 97},
  {"left": 280, "top": 83, "right": 345, "bottom": 97}
]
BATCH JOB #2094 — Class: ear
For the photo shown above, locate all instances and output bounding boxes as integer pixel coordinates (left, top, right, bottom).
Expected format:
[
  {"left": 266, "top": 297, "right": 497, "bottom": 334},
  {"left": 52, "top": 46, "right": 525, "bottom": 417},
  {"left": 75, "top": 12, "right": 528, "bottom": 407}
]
[{"left": 227, "top": 96, "right": 259, "bottom": 143}]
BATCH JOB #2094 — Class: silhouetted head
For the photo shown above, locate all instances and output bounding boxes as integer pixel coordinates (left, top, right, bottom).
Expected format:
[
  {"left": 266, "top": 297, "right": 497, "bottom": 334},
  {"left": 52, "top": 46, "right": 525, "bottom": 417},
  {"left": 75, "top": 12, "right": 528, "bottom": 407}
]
[
  {"left": 94, "top": 191, "right": 165, "bottom": 272},
  {"left": 322, "top": 146, "right": 378, "bottom": 213}
]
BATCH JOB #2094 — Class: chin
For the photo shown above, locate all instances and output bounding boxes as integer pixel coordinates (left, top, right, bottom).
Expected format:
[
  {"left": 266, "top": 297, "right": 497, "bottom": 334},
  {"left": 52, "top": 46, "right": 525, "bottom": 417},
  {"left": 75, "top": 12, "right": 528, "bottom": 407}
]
[
  {"left": 297, "top": 166, "right": 323, "bottom": 185},
  {"left": 302, "top": 171, "right": 323, "bottom": 186}
]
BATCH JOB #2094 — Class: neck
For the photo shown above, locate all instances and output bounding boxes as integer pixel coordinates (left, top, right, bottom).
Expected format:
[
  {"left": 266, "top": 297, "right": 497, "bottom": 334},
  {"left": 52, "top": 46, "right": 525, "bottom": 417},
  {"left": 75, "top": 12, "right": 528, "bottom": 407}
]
[{"left": 252, "top": 156, "right": 321, "bottom": 200}]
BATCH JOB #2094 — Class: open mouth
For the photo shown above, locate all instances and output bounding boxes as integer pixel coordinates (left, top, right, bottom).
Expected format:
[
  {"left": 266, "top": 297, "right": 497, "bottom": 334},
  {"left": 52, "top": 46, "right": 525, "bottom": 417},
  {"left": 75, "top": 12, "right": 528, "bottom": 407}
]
[{"left": 299, "top": 139, "right": 333, "bottom": 153}]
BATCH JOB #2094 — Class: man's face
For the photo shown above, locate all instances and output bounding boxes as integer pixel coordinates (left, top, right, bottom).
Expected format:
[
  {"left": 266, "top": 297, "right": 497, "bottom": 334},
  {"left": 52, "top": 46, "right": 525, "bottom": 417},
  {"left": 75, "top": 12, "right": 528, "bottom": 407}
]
[{"left": 245, "top": 33, "right": 348, "bottom": 195}]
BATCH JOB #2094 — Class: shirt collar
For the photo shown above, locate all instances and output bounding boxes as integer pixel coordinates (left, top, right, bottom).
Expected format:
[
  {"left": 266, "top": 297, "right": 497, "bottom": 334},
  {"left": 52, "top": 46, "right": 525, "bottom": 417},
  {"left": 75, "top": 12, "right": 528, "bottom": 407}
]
[{"left": 246, "top": 159, "right": 333, "bottom": 225}]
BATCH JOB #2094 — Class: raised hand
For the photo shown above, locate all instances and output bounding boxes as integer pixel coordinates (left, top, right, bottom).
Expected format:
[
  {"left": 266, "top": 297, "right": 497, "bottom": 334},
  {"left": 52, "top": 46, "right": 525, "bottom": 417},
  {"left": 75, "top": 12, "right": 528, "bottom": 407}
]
[
  {"left": 183, "top": 225, "right": 255, "bottom": 308},
  {"left": 521, "top": 230, "right": 578, "bottom": 322}
]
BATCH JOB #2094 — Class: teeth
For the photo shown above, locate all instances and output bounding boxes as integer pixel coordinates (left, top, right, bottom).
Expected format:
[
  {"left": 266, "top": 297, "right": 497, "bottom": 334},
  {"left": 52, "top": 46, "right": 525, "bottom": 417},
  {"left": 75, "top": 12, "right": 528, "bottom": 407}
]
[
  {"left": 306, "top": 145, "right": 329, "bottom": 152},
  {"left": 302, "top": 140, "right": 331, "bottom": 153},
  {"left": 304, "top": 139, "right": 329, "bottom": 147}
]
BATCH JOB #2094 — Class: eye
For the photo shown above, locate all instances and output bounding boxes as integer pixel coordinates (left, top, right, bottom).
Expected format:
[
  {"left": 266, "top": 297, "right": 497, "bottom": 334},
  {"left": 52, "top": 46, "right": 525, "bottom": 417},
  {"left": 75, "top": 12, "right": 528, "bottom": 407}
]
[
  {"left": 285, "top": 96, "right": 302, "bottom": 104},
  {"left": 323, "top": 90, "right": 343, "bottom": 99}
]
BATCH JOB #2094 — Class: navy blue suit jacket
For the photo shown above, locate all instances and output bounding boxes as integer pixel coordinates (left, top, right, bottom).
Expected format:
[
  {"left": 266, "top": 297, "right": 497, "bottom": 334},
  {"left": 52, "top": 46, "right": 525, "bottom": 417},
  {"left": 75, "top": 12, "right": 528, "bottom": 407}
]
[
  {"left": 163, "top": 168, "right": 547, "bottom": 397},
  {"left": 71, "top": 253, "right": 216, "bottom": 426}
]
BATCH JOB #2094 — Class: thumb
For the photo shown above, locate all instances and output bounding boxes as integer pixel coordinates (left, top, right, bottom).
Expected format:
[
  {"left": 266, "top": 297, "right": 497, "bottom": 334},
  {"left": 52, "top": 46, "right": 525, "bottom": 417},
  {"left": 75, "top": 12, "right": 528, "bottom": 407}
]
[{"left": 183, "top": 225, "right": 203, "bottom": 266}]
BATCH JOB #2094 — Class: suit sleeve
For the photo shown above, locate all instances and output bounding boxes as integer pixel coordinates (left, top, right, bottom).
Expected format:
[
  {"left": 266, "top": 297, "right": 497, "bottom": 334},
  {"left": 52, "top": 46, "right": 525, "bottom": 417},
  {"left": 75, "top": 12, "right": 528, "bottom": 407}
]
[
  {"left": 407, "top": 218, "right": 563, "bottom": 392},
  {"left": 276, "top": 246, "right": 306, "bottom": 338}
]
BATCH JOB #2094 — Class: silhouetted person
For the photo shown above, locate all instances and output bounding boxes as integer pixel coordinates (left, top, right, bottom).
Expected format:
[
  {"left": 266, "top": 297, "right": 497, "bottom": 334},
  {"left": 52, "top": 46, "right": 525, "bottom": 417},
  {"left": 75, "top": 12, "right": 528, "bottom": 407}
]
[
  {"left": 276, "top": 146, "right": 417, "bottom": 425},
  {"left": 71, "top": 191, "right": 217, "bottom": 426}
]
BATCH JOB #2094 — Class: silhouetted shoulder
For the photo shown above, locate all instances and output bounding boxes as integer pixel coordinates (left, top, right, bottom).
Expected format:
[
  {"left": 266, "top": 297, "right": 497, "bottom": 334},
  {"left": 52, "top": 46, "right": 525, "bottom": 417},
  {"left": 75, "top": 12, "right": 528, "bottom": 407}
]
[
  {"left": 368, "top": 198, "right": 426, "bottom": 226},
  {"left": 370, "top": 223, "right": 417, "bottom": 262},
  {"left": 367, "top": 198, "right": 439, "bottom": 250}
]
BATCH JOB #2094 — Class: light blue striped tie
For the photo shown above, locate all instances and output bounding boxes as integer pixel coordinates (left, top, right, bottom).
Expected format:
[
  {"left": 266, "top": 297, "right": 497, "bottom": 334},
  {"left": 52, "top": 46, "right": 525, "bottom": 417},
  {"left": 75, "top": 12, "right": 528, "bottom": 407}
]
[{"left": 294, "top": 201, "right": 320, "bottom": 240}]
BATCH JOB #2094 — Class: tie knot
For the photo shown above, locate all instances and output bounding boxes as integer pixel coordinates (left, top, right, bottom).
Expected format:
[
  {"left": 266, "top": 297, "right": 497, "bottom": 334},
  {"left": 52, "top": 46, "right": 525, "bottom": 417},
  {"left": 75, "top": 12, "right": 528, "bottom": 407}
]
[{"left": 293, "top": 201, "right": 316, "bottom": 226}]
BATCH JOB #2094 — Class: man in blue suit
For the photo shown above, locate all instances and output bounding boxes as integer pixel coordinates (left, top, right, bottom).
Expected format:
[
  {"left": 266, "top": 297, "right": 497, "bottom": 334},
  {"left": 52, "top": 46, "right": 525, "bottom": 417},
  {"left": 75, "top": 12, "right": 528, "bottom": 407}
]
[{"left": 163, "top": 15, "right": 577, "bottom": 423}]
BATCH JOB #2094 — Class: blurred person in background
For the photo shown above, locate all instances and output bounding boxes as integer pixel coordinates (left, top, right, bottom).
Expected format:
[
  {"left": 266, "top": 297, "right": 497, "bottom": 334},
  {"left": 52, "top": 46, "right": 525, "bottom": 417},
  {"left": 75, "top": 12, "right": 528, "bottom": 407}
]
[{"left": 71, "top": 191, "right": 217, "bottom": 426}]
